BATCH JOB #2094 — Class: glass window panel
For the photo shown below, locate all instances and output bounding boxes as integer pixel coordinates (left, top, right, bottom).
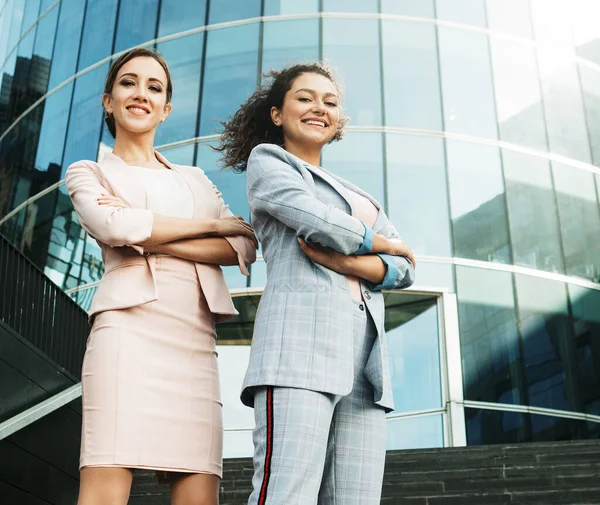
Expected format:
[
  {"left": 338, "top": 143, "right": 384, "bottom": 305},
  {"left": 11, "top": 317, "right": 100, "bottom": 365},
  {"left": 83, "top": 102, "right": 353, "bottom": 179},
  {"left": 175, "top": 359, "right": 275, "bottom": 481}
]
[
  {"left": 79, "top": 233, "right": 104, "bottom": 285},
  {"left": 32, "top": 0, "right": 58, "bottom": 62},
  {"left": 34, "top": 81, "right": 74, "bottom": 172},
  {"left": 381, "top": 0, "right": 434, "bottom": 17},
  {"left": 466, "top": 408, "right": 596, "bottom": 445},
  {"left": 386, "top": 134, "right": 451, "bottom": 257},
  {"left": 158, "top": 0, "right": 206, "bottom": 37},
  {"left": 485, "top": 0, "right": 534, "bottom": 38},
  {"left": 409, "top": 261, "right": 455, "bottom": 292},
  {"left": 158, "top": 144, "right": 195, "bottom": 166},
  {"left": 320, "top": 131, "right": 384, "bottom": 205},
  {"left": 61, "top": 64, "right": 108, "bottom": 176},
  {"left": 155, "top": 33, "right": 204, "bottom": 145},
  {"left": 261, "top": 19, "right": 319, "bottom": 78},
  {"left": 47, "top": 0, "right": 85, "bottom": 90},
  {"left": 573, "top": 0, "right": 600, "bottom": 65},
  {"left": 490, "top": 38, "right": 547, "bottom": 151},
  {"left": 40, "top": 0, "right": 55, "bottom": 10},
  {"left": 71, "top": 284, "right": 98, "bottom": 313},
  {"left": 569, "top": 285, "right": 600, "bottom": 417},
  {"left": 77, "top": 0, "right": 119, "bottom": 70},
  {"left": 436, "top": 0, "right": 487, "bottom": 27},
  {"left": 208, "top": 0, "right": 260, "bottom": 25},
  {"left": 113, "top": 0, "right": 158, "bottom": 53},
  {"left": 20, "top": 0, "right": 41, "bottom": 37},
  {"left": 579, "top": 63, "right": 600, "bottom": 167},
  {"left": 386, "top": 300, "right": 442, "bottom": 413},
  {"left": 16, "top": 14, "right": 36, "bottom": 59},
  {"left": 502, "top": 150, "right": 564, "bottom": 274},
  {"left": 199, "top": 23, "right": 259, "bottom": 136},
  {"left": 456, "top": 266, "right": 522, "bottom": 405},
  {"left": 322, "top": 0, "right": 378, "bottom": 13},
  {"left": 386, "top": 414, "right": 444, "bottom": 450},
  {"left": 515, "top": 275, "right": 573, "bottom": 412},
  {"left": 322, "top": 18, "right": 381, "bottom": 126},
  {"left": 3, "top": 0, "right": 24, "bottom": 71},
  {"left": 382, "top": 20, "right": 442, "bottom": 130},
  {"left": 250, "top": 259, "right": 266, "bottom": 288},
  {"left": 438, "top": 27, "right": 498, "bottom": 140},
  {"left": 0, "top": 0, "right": 16, "bottom": 65},
  {"left": 263, "top": 0, "right": 318, "bottom": 16},
  {"left": 552, "top": 163, "right": 600, "bottom": 281},
  {"left": 446, "top": 140, "right": 510, "bottom": 264}
]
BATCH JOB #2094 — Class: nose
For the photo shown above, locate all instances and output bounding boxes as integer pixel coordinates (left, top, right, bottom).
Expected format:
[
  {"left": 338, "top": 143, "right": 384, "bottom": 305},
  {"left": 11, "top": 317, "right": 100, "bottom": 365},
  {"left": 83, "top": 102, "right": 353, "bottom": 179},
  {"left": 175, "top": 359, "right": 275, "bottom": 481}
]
[
  {"left": 311, "top": 101, "right": 326, "bottom": 115},
  {"left": 133, "top": 85, "right": 149, "bottom": 102}
]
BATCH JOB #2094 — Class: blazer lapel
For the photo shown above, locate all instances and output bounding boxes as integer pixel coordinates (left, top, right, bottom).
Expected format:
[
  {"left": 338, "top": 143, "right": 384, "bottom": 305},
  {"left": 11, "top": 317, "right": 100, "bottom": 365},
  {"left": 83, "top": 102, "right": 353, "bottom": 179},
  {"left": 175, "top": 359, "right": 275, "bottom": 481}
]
[{"left": 302, "top": 163, "right": 356, "bottom": 216}]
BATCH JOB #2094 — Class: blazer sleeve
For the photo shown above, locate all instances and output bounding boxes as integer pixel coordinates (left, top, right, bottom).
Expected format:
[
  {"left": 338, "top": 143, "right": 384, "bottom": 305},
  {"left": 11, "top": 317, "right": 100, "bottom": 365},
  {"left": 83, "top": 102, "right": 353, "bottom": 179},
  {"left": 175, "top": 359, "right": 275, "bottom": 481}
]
[
  {"left": 65, "top": 161, "right": 154, "bottom": 254},
  {"left": 368, "top": 211, "right": 415, "bottom": 292},
  {"left": 246, "top": 144, "right": 374, "bottom": 255},
  {"left": 210, "top": 181, "right": 256, "bottom": 276}
]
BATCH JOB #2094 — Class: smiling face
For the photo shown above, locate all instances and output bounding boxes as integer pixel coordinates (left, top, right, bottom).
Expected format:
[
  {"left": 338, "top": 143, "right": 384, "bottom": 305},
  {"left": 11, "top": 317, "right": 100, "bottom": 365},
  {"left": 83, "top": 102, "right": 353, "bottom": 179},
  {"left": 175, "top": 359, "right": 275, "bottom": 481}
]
[
  {"left": 103, "top": 56, "right": 172, "bottom": 138},
  {"left": 270, "top": 72, "right": 340, "bottom": 154}
]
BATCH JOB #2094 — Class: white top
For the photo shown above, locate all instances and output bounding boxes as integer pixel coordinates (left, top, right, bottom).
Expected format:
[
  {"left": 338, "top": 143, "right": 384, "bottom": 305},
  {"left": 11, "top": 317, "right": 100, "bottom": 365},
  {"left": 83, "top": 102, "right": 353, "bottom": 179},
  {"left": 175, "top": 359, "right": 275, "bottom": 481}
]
[{"left": 132, "top": 166, "right": 195, "bottom": 219}]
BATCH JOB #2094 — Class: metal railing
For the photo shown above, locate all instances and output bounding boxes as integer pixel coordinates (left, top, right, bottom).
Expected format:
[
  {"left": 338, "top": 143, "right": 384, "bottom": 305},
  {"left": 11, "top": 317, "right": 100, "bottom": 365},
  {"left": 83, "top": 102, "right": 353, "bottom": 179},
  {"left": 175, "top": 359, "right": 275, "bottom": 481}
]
[{"left": 0, "top": 232, "right": 89, "bottom": 378}]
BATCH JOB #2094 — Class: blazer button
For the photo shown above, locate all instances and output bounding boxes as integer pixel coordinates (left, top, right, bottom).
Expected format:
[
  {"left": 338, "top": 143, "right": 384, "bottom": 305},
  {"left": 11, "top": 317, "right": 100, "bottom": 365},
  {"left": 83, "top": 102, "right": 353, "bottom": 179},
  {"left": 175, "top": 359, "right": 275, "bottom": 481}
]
[{"left": 364, "top": 290, "right": 371, "bottom": 300}]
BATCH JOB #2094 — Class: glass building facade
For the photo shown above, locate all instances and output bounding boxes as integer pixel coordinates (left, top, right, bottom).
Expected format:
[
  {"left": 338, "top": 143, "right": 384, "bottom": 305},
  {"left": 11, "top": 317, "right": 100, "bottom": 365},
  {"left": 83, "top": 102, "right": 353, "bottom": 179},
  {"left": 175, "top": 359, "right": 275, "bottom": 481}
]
[{"left": 1, "top": 0, "right": 600, "bottom": 456}]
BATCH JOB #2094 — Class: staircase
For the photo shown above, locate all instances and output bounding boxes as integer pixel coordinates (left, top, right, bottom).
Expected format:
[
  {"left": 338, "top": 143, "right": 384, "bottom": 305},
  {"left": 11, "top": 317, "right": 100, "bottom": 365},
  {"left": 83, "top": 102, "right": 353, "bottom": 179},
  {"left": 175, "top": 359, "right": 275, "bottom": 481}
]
[{"left": 130, "top": 439, "right": 600, "bottom": 504}]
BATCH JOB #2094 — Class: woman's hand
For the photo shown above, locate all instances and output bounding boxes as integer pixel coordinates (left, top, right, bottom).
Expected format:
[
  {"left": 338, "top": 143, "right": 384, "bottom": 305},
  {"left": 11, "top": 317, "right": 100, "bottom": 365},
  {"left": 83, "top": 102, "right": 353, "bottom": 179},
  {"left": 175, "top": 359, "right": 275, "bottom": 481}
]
[
  {"left": 210, "top": 216, "right": 258, "bottom": 249},
  {"left": 96, "top": 193, "right": 129, "bottom": 208},
  {"left": 298, "top": 237, "right": 349, "bottom": 274},
  {"left": 373, "top": 235, "right": 416, "bottom": 267}
]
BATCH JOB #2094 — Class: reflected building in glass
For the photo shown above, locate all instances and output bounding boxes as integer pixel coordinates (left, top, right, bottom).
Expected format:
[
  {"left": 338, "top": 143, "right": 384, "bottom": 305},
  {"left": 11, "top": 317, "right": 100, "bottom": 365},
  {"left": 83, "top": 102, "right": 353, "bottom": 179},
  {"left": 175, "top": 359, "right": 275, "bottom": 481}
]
[{"left": 1, "top": 0, "right": 600, "bottom": 456}]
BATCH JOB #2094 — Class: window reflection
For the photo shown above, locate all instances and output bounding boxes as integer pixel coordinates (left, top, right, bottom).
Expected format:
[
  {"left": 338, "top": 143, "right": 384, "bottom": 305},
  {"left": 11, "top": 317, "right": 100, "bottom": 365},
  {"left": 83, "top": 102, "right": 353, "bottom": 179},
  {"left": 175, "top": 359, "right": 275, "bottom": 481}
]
[
  {"left": 386, "top": 414, "right": 444, "bottom": 450},
  {"left": 486, "top": 0, "right": 533, "bottom": 38},
  {"left": 569, "top": 285, "right": 600, "bottom": 417},
  {"left": 158, "top": 144, "right": 195, "bottom": 166},
  {"left": 435, "top": 0, "right": 487, "bottom": 27},
  {"left": 113, "top": 0, "right": 158, "bottom": 53},
  {"left": 158, "top": 0, "right": 206, "bottom": 37},
  {"left": 47, "top": 0, "right": 85, "bottom": 90},
  {"left": 552, "top": 164, "right": 600, "bottom": 282},
  {"left": 263, "top": 0, "right": 318, "bottom": 15},
  {"left": 438, "top": 27, "right": 498, "bottom": 140},
  {"left": 489, "top": 38, "right": 547, "bottom": 151},
  {"left": 579, "top": 63, "right": 600, "bottom": 166},
  {"left": 208, "top": 0, "right": 260, "bottom": 25},
  {"left": 261, "top": 19, "right": 319, "bottom": 78},
  {"left": 322, "top": 0, "right": 377, "bottom": 13},
  {"left": 62, "top": 64, "right": 108, "bottom": 177},
  {"left": 446, "top": 140, "right": 510, "bottom": 264},
  {"left": 322, "top": 18, "right": 382, "bottom": 126},
  {"left": 155, "top": 33, "right": 204, "bottom": 146},
  {"left": 382, "top": 20, "right": 442, "bottom": 130},
  {"left": 381, "top": 0, "right": 434, "bottom": 17},
  {"left": 456, "top": 266, "right": 523, "bottom": 405},
  {"left": 386, "top": 134, "right": 451, "bottom": 257},
  {"left": 502, "top": 150, "right": 564, "bottom": 274},
  {"left": 321, "top": 131, "right": 384, "bottom": 205},
  {"left": 466, "top": 408, "right": 597, "bottom": 444},
  {"left": 385, "top": 295, "right": 442, "bottom": 413},
  {"left": 2, "top": 0, "right": 25, "bottom": 73},
  {"left": 516, "top": 275, "right": 572, "bottom": 412},
  {"left": 200, "top": 24, "right": 259, "bottom": 135},
  {"left": 77, "top": 0, "right": 119, "bottom": 70}
]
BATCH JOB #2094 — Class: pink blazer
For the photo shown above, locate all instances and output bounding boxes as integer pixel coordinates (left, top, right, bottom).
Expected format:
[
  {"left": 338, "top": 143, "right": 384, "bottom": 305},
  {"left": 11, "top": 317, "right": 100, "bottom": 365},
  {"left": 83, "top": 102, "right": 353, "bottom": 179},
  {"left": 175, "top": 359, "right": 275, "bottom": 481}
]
[{"left": 65, "top": 151, "right": 256, "bottom": 324}]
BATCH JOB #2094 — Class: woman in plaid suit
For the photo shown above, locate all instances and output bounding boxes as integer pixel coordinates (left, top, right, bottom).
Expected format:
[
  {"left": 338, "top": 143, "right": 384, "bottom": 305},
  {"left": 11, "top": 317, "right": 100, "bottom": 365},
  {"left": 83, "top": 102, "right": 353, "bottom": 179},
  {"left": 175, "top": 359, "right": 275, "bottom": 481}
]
[{"left": 217, "top": 62, "right": 415, "bottom": 505}]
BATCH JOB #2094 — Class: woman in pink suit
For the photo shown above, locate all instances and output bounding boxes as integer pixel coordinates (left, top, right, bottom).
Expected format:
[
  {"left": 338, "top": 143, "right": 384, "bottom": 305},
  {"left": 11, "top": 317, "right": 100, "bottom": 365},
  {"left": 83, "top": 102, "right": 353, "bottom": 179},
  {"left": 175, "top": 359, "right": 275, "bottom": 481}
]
[{"left": 65, "top": 47, "right": 257, "bottom": 505}]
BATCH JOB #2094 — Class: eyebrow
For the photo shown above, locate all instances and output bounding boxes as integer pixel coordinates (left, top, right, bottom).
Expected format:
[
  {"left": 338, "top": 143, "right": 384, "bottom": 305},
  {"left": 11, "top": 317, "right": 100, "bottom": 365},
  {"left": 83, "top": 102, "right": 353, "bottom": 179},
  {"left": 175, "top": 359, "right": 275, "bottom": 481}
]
[
  {"left": 119, "top": 72, "right": 165, "bottom": 87},
  {"left": 294, "top": 88, "right": 338, "bottom": 99}
]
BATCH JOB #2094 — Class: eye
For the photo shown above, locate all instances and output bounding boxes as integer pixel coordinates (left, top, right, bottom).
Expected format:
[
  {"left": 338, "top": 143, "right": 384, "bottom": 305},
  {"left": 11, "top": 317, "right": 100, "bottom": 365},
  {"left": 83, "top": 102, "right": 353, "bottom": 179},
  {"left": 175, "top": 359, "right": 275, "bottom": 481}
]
[
  {"left": 120, "top": 80, "right": 135, "bottom": 87},
  {"left": 298, "top": 97, "right": 311, "bottom": 102},
  {"left": 326, "top": 101, "right": 338, "bottom": 107},
  {"left": 149, "top": 85, "right": 162, "bottom": 93}
]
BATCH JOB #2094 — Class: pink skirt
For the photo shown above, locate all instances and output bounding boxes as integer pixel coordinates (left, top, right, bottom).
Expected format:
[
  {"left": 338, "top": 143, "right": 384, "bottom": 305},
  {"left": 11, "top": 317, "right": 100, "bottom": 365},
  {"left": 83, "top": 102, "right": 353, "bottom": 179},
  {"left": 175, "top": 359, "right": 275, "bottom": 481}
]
[{"left": 80, "top": 255, "right": 223, "bottom": 478}]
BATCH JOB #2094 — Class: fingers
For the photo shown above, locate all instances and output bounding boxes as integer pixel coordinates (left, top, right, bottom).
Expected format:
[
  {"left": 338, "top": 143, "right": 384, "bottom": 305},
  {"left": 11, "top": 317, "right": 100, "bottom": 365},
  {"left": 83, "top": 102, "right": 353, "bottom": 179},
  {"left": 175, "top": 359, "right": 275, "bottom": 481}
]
[{"left": 96, "top": 194, "right": 128, "bottom": 208}]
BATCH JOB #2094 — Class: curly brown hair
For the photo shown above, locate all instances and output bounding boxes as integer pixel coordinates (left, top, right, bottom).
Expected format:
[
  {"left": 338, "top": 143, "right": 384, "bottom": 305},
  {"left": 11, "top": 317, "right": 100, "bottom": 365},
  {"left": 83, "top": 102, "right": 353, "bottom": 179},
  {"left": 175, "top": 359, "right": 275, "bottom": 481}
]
[
  {"left": 215, "top": 62, "right": 348, "bottom": 172},
  {"left": 103, "top": 47, "right": 173, "bottom": 138}
]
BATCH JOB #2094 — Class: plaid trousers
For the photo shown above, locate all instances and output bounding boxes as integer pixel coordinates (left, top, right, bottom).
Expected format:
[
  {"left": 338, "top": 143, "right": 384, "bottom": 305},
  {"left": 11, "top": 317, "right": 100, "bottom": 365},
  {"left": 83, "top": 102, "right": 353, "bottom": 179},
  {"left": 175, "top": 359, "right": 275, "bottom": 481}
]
[{"left": 248, "top": 301, "right": 387, "bottom": 505}]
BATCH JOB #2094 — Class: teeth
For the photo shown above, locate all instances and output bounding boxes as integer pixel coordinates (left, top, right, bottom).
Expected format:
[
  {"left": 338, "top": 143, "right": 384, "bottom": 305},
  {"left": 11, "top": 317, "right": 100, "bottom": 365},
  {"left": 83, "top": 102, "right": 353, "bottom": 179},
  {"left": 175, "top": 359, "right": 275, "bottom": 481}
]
[
  {"left": 128, "top": 107, "right": 148, "bottom": 114},
  {"left": 305, "top": 120, "right": 325, "bottom": 127}
]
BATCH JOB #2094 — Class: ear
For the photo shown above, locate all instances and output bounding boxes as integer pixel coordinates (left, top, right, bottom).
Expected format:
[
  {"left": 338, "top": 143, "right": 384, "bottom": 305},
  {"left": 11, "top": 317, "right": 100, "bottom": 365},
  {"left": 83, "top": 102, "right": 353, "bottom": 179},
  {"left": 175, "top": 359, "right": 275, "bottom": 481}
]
[
  {"left": 270, "top": 106, "right": 282, "bottom": 127},
  {"left": 161, "top": 102, "right": 173, "bottom": 122},
  {"left": 102, "top": 93, "right": 112, "bottom": 115}
]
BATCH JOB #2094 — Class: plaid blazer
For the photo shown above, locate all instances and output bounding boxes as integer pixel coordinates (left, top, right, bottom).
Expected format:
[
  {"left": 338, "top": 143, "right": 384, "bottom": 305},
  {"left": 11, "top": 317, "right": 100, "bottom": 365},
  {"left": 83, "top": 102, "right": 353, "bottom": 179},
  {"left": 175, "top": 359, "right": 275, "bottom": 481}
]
[{"left": 241, "top": 143, "right": 414, "bottom": 412}]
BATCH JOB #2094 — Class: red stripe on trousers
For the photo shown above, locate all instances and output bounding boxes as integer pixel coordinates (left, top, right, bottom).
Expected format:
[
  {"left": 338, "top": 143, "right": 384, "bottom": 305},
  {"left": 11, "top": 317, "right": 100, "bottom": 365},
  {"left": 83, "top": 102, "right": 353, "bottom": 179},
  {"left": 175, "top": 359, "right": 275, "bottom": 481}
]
[{"left": 258, "top": 387, "right": 274, "bottom": 505}]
